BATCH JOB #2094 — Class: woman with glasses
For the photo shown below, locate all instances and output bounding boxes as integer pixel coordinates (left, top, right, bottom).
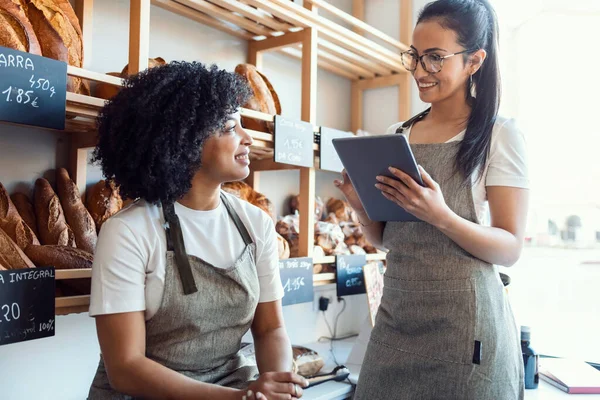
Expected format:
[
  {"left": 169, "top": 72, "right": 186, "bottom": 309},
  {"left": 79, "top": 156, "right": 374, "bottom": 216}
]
[{"left": 336, "top": 0, "right": 528, "bottom": 398}]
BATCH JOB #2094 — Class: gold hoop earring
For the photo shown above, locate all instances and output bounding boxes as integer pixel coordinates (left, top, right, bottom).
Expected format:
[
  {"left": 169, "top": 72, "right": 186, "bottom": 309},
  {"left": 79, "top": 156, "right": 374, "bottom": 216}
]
[{"left": 470, "top": 74, "right": 477, "bottom": 98}]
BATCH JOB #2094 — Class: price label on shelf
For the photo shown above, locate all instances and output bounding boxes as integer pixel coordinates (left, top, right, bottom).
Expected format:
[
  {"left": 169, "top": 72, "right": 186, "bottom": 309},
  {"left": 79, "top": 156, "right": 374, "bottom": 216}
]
[
  {"left": 319, "top": 127, "right": 353, "bottom": 173},
  {"left": 336, "top": 254, "right": 367, "bottom": 297},
  {"left": 0, "top": 267, "right": 56, "bottom": 347},
  {"left": 279, "top": 257, "right": 314, "bottom": 306},
  {"left": 0, "top": 46, "right": 67, "bottom": 130},
  {"left": 274, "top": 115, "right": 314, "bottom": 168}
]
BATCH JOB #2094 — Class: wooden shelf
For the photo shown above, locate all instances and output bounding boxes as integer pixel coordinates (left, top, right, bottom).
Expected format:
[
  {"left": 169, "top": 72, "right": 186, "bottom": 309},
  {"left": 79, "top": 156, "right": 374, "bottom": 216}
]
[
  {"left": 152, "top": 0, "right": 409, "bottom": 80},
  {"left": 55, "top": 295, "right": 91, "bottom": 316},
  {"left": 56, "top": 269, "right": 93, "bottom": 280}
]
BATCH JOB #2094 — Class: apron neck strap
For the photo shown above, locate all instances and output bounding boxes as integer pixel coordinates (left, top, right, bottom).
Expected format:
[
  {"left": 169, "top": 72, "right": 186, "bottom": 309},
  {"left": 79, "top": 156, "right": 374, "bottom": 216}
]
[
  {"left": 162, "top": 201, "right": 198, "bottom": 295},
  {"left": 220, "top": 192, "right": 253, "bottom": 247},
  {"left": 395, "top": 107, "right": 431, "bottom": 134}
]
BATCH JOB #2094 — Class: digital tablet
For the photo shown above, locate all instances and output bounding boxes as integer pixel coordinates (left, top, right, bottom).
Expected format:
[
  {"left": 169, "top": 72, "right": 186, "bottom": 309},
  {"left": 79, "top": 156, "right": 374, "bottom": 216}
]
[{"left": 332, "top": 134, "right": 424, "bottom": 222}]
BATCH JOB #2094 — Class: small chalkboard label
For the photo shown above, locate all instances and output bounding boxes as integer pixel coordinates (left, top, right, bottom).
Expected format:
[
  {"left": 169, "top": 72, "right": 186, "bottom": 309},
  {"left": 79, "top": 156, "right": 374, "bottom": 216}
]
[
  {"left": 274, "top": 115, "right": 314, "bottom": 168},
  {"left": 0, "top": 267, "right": 56, "bottom": 346},
  {"left": 336, "top": 254, "right": 367, "bottom": 297},
  {"left": 0, "top": 46, "right": 67, "bottom": 130},
  {"left": 279, "top": 257, "right": 314, "bottom": 306},
  {"left": 319, "top": 127, "right": 353, "bottom": 172}
]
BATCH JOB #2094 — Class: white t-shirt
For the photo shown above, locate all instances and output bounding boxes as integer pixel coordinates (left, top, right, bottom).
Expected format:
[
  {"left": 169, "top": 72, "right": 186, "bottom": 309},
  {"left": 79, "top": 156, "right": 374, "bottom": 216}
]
[
  {"left": 386, "top": 116, "right": 529, "bottom": 223},
  {"left": 89, "top": 191, "right": 284, "bottom": 320}
]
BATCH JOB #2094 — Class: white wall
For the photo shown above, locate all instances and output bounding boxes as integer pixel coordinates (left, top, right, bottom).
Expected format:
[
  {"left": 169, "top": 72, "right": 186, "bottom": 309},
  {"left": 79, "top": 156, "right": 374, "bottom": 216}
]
[{"left": 0, "top": 1, "right": 423, "bottom": 399}]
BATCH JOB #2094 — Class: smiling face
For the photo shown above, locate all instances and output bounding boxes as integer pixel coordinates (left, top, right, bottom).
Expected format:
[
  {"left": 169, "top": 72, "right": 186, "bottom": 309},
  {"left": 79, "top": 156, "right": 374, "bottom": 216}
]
[
  {"left": 410, "top": 20, "right": 481, "bottom": 105},
  {"left": 199, "top": 111, "right": 253, "bottom": 183}
]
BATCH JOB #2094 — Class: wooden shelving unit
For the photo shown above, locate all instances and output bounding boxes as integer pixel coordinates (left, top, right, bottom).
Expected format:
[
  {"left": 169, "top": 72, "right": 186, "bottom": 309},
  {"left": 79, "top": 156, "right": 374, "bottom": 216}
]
[{"left": 4, "top": 0, "right": 412, "bottom": 315}]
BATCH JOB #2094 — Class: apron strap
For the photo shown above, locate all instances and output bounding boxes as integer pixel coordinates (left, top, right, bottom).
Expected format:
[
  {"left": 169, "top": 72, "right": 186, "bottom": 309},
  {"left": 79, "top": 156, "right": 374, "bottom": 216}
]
[
  {"left": 220, "top": 192, "right": 253, "bottom": 247},
  {"left": 395, "top": 107, "right": 431, "bottom": 134},
  {"left": 161, "top": 201, "right": 198, "bottom": 295}
]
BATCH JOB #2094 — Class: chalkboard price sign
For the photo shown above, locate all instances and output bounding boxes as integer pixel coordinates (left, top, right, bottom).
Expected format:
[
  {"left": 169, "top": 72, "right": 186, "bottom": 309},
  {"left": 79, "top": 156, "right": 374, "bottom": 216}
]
[
  {"left": 0, "top": 46, "right": 67, "bottom": 130},
  {"left": 319, "top": 127, "right": 353, "bottom": 173},
  {"left": 279, "top": 257, "right": 314, "bottom": 306},
  {"left": 336, "top": 254, "right": 367, "bottom": 297},
  {"left": 0, "top": 267, "right": 56, "bottom": 347},
  {"left": 274, "top": 115, "right": 314, "bottom": 168}
]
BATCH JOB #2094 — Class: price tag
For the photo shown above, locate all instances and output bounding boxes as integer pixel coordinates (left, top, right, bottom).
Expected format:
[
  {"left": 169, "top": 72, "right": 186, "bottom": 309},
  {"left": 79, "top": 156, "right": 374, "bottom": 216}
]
[
  {"left": 279, "top": 258, "right": 314, "bottom": 306},
  {"left": 274, "top": 115, "right": 314, "bottom": 168},
  {"left": 319, "top": 127, "right": 353, "bottom": 173},
  {"left": 336, "top": 254, "right": 367, "bottom": 297},
  {"left": 0, "top": 267, "right": 56, "bottom": 346},
  {"left": 0, "top": 46, "right": 67, "bottom": 130}
]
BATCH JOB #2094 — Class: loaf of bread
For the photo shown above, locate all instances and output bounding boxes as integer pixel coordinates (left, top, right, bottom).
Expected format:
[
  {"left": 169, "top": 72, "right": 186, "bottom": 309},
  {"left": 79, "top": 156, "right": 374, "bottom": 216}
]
[
  {"left": 25, "top": 244, "right": 92, "bottom": 269},
  {"left": 222, "top": 181, "right": 276, "bottom": 223},
  {"left": 277, "top": 232, "right": 290, "bottom": 259},
  {"left": 11, "top": 192, "right": 38, "bottom": 239},
  {"left": 93, "top": 57, "right": 166, "bottom": 100},
  {"left": 326, "top": 198, "right": 358, "bottom": 223},
  {"left": 0, "top": 227, "right": 35, "bottom": 269},
  {"left": 56, "top": 168, "right": 97, "bottom": 253},
  {"left": 0, "top": 0, "right": 41, "bottom": 54},
  {"left": 0, "top": 182, "right": 40, "bottom": 250},
  {"left": 292, "top": 345, "right": 325, "bottom": 377},
  {"left": 25, "top": 0, "right": 88, "bottom": 94},
  {"left": 86, "top": 180, "right": 123, "bottom": 232},
  {"left": 34, "top": 178, "right": 76, "bottom": 247},
  {"left": 234, "top": 64, "right": 281, "bottom": 133}
]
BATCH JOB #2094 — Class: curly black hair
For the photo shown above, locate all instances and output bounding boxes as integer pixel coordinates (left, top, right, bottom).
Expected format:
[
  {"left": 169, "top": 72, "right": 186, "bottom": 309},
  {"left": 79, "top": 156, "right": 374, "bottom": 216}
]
[{"left": 92, "top": 61, "right": 251, "bottom": 204}]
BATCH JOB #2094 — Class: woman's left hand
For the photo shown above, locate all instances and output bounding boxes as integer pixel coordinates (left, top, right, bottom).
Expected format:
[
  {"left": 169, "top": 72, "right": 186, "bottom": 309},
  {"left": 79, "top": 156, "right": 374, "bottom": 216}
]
[{"left": 375, "top": 166, "right": 453, "bottom": 228}]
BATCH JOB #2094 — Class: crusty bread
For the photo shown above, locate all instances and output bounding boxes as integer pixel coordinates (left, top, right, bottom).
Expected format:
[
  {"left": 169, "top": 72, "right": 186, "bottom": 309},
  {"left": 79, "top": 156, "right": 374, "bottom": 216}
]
[
  {"left": 56, "top": 168, "right": 97, "bottom": 253},
  {"left": 222, "top": 181, "right": 276, "bottom": 222},
  {"left": 234, "top": 64, "right": 280, "bottom": 133},
  {"left": 0, "top": 0, "right": 42, "bottom": 55},
  {"left": 93, "top": 58, "right": 166, "bottom": 100},
  {"left": 0, "top": 182, "right": 40, "bottom": 250},
  {"left": 86, "top": 180, "right": 123, "bottom": 233},
  {"left": 24, "top": 244, "right": 92, "bottom": 269},
  {"left": 25, "top": 0, "right": 88, "bottom": 94},
  {"left": 121, "top": 56, "right": 166, "bottom": 76},
  {"left": 0, "top": 227, "right": 35, "bottom": 269},
  {"left": 34, "top": 178, "right": 76, "bottom": 247},
  {"left": 11, "top": 192, "right": 39, "bottom": 239}
]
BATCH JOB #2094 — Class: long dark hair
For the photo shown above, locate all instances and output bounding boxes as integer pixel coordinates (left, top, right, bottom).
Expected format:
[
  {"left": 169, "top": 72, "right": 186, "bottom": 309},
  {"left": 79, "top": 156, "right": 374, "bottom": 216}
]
[{"left": 418, "top": 0, "right": 501, "bottom": 181}]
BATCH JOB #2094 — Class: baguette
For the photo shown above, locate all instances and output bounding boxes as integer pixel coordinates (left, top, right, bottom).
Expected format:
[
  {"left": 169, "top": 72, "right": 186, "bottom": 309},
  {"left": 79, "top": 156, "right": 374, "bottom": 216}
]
[
  {"left": 34, "top": 178, "right": 76, "bottom": 247},
  {"left": 0, "top": 0, "right": 42, "bottom": 55},
  {"left": 0, "top": 182, "right": 40, "bottom": 249},
  {"left": 86, "top": 180, "right": 123, "bottom": 232},
  {"left": 56, "top": 168, "right": 97, "bottom": 253},
  {"left": 11, "top": 192, "right": 39, "bottom": 239},
  {"left": 0, "top": 227, "right": 35, "bottom": 269},
  {"left": 24, "top": 244, "right": 92, "bottom": 269}
]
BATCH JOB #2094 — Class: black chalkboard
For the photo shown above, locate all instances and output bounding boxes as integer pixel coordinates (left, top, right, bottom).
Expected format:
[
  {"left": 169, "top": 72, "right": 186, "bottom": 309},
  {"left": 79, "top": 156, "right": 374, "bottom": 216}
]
[
  {"left": 0, "top": 267, "right": 56, "bottom": 347},
  {"left": 0, "top": 46, "right": 67, "bottom": 130},
  {"left": 336, "top": 254, "right": 367, "bottom": 297},
  {"left": 319, "top": 127, "right": 353, "bottom": 173},
  {"left": 279, "top": 257, "right": 314, "bottom": 306},
  {"left": 274, "top": 115, "right": 314, "bottom": 168}
]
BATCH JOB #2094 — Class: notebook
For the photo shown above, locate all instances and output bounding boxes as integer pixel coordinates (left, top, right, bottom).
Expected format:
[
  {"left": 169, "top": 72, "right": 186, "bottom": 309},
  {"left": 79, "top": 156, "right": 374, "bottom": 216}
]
[{"left": 540, "top": 358, "right": 600, "bottom": 394}]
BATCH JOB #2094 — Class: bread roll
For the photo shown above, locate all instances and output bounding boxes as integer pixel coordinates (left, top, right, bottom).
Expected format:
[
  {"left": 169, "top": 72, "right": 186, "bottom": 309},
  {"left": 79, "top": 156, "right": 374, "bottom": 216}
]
[
  {"left": 234, "top": 64, "right": 281, "bottom": 133},
  {"left": 25, "top": 244, "right": 92, "bottom": 269},
  {"left": 11, "top": 192, "right": 38, "bottom": 239},
  {"left": 56, "top": 168, "right": 97, "bottom": 253},
  {"left": 292, "top": 346, "right": 325, "bottom": 377},
  {"left": 0, "top": 183, "right": 40, "bottom": 249},
  {"left": 34, "top": 178, "right": 76, "bottom": 247},
  {"left": 86, "top": 180, "right": 123, "bottom": 232},
  {"left": 0, "top": 227, "right": 35, "bottom": 269},
  {"left": 0, "top": 0, "right": 41, "bottom": 54},
  {"left": 25, "top": 0, "right": 88, "bottom": 94}
]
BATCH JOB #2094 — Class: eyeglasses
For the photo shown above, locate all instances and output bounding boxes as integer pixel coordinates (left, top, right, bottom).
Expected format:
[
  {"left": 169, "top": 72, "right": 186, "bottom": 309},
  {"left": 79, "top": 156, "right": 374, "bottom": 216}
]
[{"left": 401, "top": 49, "right": 476, "bottom": 74}]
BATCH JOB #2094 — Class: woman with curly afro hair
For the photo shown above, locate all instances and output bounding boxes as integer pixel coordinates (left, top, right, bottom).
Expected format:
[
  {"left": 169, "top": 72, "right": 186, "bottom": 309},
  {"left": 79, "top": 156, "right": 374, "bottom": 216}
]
[{"left": 87, "top": 61, "right": 308, "bottom": 400}]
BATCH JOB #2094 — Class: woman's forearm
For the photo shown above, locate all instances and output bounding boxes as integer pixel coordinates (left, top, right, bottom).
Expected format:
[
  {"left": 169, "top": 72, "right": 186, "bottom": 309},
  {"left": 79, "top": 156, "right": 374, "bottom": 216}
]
[
  {"left": 356, "top": 211, "right": 386, "bottom": 248},
  {"left": 437, "top": 211, "right": 523, "bottom": 267},
  {"left": 109, "top": 355, "right": 240, "bottom": 400},
  {"left": 253, "top": 326, "right": 293, "bottom": 373}
]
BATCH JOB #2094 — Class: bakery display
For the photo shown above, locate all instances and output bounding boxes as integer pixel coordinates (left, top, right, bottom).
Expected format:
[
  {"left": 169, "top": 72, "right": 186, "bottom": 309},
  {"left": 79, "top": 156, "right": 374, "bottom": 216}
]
[
  {"left": 0, "top": 182, "right": 40, "bottom": 250},
  {"left": 24, "top": 244, "right": 92, "bottom": 269},
  {"left": 86, "top": 179, "right": 123, "bottom": 233},
  {"left": 34, "top": 178, "right": 76, "bottom": 247},
  {"left": 11, "top": 192, "right": 39, "bottom": 239},
  {"left": 56, "top": 168, "right": 97, "bottom": 253},
  {"left": 234, "top": 64, "right": 281, "bottom": 133},
  {"left": 0, "top": 226, "right": 35, "bottom": 269},
  {"left": 0, "top": 0, "right": 42, "bottom": 55}
]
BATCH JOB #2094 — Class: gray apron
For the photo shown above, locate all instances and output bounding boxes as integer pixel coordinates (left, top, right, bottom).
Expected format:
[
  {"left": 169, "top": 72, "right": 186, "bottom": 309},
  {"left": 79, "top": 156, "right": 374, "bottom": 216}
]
[
  {"left": 354, "top": 116, "right": 524, "bottom": 400},
  {"left": 88, "top": 193, "right": 260, "bottom": 399}
]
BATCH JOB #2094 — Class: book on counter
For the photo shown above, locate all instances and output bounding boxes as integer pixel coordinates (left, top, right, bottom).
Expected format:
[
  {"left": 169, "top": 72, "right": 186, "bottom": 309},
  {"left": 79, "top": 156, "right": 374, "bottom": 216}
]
[{"left": 539, "top": 357, "right": 600, "bottom": 394}]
